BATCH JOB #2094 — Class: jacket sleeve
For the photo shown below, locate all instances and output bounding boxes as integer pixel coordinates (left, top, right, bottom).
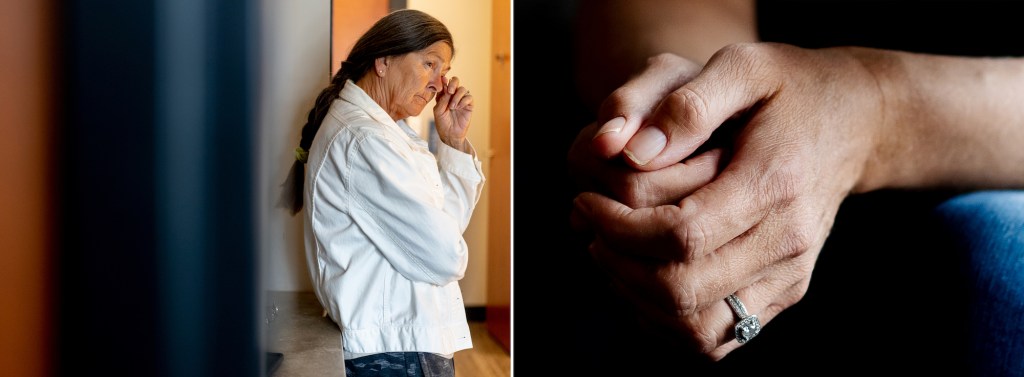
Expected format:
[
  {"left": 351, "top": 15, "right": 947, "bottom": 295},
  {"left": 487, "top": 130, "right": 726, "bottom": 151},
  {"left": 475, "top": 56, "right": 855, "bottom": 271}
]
[
  {"left": 435, "top": 140, "right": 486, "bottom": 233},
  {"left": 331, "top": 130, "right": 484, "bottom": 286}
]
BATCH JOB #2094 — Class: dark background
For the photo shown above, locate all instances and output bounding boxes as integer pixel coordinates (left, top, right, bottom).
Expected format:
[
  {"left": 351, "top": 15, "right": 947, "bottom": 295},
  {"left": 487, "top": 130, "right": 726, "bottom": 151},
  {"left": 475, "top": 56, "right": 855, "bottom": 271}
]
[{"left": 512, "top": 1, "right": 1024, "bottom": 374}]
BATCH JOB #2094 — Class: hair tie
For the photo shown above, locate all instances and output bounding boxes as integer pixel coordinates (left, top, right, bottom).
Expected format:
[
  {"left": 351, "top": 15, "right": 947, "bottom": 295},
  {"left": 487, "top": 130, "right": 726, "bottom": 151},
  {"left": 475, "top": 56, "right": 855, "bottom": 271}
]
[{"left": 294, "top": 147, "right": 309, "bottom": 164}]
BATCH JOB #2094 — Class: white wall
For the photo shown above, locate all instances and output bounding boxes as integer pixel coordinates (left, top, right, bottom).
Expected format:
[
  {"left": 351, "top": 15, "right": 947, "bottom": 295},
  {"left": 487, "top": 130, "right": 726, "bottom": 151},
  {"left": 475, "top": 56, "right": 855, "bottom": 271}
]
[
  {"left": 258, "top": 0, "right": 494, "bottom": 307},
  {"left": 258, "top": 0, "right": 327, "bottom": 292}
]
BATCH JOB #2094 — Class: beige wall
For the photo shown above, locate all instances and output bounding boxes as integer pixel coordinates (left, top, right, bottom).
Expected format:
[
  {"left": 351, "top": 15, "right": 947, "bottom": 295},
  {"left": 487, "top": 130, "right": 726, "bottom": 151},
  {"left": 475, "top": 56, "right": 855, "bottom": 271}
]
[
  {"left": 407, "top": 0, "right": 494, "bottom": 307},
  {"left": 259, "top": 0, "right": 494, "bottom": 307}
]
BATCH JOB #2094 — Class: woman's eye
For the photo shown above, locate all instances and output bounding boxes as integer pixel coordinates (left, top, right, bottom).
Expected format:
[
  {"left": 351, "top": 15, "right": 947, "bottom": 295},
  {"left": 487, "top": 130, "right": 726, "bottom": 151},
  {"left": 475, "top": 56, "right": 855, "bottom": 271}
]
[{"left": 425, "top": 62, "right": 434, "bottom": 68}]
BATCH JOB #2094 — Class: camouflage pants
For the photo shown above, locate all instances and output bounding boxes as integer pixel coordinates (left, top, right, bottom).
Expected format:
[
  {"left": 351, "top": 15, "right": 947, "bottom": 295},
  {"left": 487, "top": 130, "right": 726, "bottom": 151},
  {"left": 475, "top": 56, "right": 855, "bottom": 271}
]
[{"left": 344, "top": 352, "right": 454, "bottom": 377}]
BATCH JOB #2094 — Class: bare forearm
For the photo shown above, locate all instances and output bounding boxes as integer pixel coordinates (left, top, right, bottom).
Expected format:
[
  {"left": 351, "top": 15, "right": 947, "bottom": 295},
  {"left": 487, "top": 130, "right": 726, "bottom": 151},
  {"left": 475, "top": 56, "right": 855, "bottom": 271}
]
[
  {"left": 857, "top": 50, "right": 1024, "bottom": 192},
  {"left": 574, "top": 0, "right": 757, "bottom": 111},
  {"left": 443, "top": 137, "right": 471, "bottom": 154}
]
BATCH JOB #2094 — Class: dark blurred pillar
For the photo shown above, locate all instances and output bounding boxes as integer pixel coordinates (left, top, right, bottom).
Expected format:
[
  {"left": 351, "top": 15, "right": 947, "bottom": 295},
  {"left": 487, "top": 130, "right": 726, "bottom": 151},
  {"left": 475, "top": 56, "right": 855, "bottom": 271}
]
[{"left": 59, "top": 0, "right": 259, "bottom": 376}]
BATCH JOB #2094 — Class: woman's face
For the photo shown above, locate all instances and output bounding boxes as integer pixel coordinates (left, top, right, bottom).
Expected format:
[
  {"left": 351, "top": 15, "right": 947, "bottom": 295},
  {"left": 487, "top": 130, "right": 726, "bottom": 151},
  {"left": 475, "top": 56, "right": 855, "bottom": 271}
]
[{"left": 384, "top": 41, "right": 452, "bottom": 119}]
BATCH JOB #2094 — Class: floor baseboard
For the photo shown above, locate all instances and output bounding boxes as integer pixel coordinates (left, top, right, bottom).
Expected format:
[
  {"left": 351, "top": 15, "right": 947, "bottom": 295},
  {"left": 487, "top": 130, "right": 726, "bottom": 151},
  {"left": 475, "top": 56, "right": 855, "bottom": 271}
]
[{"left": 465, "top": 306, "right": 486, "bottom": 322}]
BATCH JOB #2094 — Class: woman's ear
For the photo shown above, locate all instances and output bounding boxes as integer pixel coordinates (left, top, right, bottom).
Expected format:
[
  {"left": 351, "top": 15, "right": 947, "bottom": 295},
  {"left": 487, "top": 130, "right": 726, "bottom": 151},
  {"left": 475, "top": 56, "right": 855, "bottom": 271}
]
[{"left": 374, "top": 57, "right": 387, "bottom": 77}]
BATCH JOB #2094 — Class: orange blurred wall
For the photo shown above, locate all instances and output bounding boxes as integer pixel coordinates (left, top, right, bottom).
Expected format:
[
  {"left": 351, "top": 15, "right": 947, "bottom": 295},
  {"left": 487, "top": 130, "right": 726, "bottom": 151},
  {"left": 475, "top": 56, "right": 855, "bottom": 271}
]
[
  {"left": 331, "top": 0, "right": 389, "bottom": 75},
  {"left": 0, "top": 0, "right": 53, "bottom": 376}
]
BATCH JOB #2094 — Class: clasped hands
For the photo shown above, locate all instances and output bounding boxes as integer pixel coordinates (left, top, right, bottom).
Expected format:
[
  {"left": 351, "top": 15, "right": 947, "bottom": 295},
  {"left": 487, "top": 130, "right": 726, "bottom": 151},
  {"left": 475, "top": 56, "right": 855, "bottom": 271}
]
[{"left": 569, "top": 43, "right": 890, "bottom": 359}]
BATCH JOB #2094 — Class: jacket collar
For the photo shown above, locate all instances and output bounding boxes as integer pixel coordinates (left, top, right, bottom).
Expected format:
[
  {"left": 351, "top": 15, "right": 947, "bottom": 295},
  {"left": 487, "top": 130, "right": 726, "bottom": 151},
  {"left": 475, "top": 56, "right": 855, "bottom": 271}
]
[
  {"left": 340, "top": 80, "right": 398, "bottom": 128},
  {"left": 339, "top": 80, "right": 426, "bottom": 148}
]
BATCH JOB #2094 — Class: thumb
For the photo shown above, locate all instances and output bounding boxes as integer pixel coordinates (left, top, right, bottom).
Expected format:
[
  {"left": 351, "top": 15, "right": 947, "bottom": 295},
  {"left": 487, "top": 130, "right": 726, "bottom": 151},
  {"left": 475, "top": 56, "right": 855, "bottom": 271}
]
[
  {"left": 622, "top": 47, "right": 775, "bottom": 170},
  {"left": 591, "top": 54, "right": 701, "bottom": 159}
]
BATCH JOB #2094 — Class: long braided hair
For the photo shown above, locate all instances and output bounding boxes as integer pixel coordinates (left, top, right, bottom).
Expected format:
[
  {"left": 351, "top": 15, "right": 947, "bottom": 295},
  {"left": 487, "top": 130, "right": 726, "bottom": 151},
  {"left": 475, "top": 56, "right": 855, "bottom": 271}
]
[{"left": 283, "top": 9, "right": 453, "bottom": 214}]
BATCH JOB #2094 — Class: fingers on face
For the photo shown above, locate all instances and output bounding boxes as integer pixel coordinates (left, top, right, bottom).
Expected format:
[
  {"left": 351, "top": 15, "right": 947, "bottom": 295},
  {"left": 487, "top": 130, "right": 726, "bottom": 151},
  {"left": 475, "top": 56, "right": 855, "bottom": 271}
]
[
  {"left": 434, "top": 78, "right": 451, "bottom": 109},
  {"left": 436, "top": 76, "right": 472, "bottom": 111},
  {"left": 446, "top": 76, "right": 459, "bottom": 94},
  {"left": 449, "top": 86, "right": 472, "bottom": 110}
]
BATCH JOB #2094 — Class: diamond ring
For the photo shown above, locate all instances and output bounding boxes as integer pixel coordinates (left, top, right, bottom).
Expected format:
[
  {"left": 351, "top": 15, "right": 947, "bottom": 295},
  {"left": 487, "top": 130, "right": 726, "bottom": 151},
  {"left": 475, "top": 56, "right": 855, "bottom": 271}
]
[{"left": 725, "top": 294, "right": 761, "bottom": 344}]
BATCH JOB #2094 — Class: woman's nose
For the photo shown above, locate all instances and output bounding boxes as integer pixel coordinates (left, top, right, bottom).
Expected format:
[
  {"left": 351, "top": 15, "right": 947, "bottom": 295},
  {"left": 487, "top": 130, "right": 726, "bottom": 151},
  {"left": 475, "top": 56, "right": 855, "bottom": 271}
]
[{"left": 427, "top": 76, "right": 442, "bottom": 93}]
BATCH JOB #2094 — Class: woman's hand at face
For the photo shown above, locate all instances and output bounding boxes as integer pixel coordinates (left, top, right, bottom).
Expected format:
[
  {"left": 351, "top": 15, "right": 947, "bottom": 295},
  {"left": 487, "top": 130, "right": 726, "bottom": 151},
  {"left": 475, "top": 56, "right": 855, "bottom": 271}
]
[
  {"left": 433, "top": 76, "right": 474, "bottom": 151},
  {"left": 572, "top": 43, "right": 891, "bottom": 359}
]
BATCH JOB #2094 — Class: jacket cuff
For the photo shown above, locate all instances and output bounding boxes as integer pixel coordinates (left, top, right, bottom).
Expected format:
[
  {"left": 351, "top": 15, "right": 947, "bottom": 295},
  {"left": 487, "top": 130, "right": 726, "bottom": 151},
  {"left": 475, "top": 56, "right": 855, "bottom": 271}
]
[{"left": 436, "top": 139, "right": 484, "bottom": 180}]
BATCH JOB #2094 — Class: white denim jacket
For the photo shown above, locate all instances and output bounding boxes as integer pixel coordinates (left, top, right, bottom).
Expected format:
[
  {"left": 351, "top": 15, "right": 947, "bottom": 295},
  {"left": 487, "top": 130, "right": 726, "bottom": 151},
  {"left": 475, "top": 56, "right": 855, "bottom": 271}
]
[{"left": 303, "top": 80, "right": 484, "bottom": 356}]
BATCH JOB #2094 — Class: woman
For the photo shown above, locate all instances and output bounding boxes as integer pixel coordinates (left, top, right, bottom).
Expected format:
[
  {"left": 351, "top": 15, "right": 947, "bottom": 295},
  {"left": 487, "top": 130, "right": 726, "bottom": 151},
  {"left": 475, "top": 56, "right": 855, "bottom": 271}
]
[{"left": 286, "top": 9, "right": 483, "bottom": 376}]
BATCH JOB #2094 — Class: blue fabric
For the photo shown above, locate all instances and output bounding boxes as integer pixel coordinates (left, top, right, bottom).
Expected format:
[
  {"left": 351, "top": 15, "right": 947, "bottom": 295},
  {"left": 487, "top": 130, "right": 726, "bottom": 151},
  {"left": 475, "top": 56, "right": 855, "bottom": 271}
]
[
  {"left": 935, "top": 191, "right": 1024, "bottom": 377},
  {"left": 344, "top": 352, "right": 454, "bottom": 377}
]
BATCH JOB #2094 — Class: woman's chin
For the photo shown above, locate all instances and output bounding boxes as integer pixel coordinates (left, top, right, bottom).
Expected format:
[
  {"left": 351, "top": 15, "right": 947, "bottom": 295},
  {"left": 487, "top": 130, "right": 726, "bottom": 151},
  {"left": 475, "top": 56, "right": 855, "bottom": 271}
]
[{"left": 412, "top": 103, "right": 429, "bottom": 117}]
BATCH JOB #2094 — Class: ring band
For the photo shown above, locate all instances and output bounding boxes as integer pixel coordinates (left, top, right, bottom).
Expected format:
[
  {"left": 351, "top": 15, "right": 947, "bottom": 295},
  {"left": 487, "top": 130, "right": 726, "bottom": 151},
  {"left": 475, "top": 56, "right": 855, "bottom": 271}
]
[{"left": 726, "top": 294, "right": 761, "bottom": 344}]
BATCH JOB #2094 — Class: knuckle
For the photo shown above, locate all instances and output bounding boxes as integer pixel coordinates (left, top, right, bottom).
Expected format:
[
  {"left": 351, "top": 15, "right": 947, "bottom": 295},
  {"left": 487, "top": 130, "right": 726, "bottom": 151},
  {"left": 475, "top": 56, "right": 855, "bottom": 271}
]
[
  {"left": 791, "top": 278, "right": 811, "bottom": 305},
  {"left": 764, "top": 166, "right": 801, "bottom": 206},
  {"left": 617, "top": 174, "right": 652, "bottom": 208},
  {"left": 776, "top": 224, "right": 814, "bottom": 263},
  {"left": 719, "top": 42, "right": 761, "bottom": 59},
  {"left": 752, "top": 161, "right": 801, "bottom": 216},
  {"left": 673, "top": 216, "right": 710, "bottom": 259},
  {"left": 647, "top": 52, "right": 682, "bottom": 68},
  {"left": 691, "top": 326, "right": 719, "bottom": 355},
  {"left": 713, "top": 42, "right": 779, "bottom": 80},
  {"left": 664, "top": 87, "right": 711, "bottom": 138},
  {"left": 772, "top": 276, "right": 812, "bottom": 312},
  {"left": 658, "top": 269, "right": 720, "bottom": 355},
  {"left": 615, "top": 174, "right": 640, "bottom": 202},
  {"left": 602, "top": 86, "right": 641, "bottom": 114},
  {"left": 673, "top": 284, "right": 698, "bottom": 318},
  {"left": 647, "top": 205, "right": 692, "bottom": 258},
  {"left": 779, "top": 208, "right": 819, "bottom": 260},
  {"left": 687, "top": 221, "right": 711, "bottom": 256},
  {"left": 716, "top": 42, "right": 769, "bottom": 68}
]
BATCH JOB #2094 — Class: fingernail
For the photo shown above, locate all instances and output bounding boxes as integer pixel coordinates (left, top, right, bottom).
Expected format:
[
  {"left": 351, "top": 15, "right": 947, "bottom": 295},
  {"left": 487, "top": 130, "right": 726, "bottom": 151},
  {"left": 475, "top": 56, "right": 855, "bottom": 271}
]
[
  {"left": 573, "top": 195, "right": 590, "bottom": 215},
  {"left": 623, "top": 127, "right": 666, "bottom": 166},
  {"left": 593, "top": 116, "right": 625, "bottom": 139}
]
